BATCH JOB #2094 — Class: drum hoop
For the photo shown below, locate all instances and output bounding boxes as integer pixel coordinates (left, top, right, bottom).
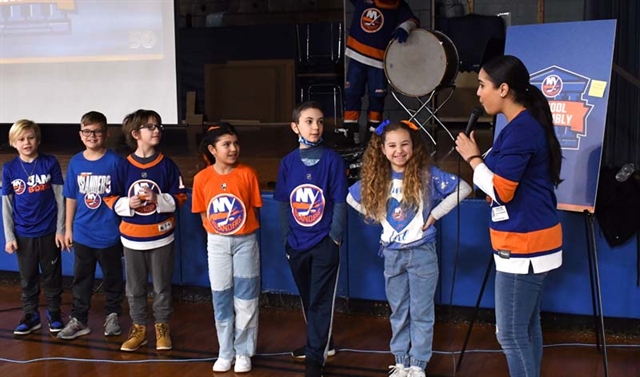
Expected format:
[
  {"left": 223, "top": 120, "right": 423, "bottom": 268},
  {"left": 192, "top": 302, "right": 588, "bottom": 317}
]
[{"left": 383, "top": 29, "right": 459, "bottom": 97}]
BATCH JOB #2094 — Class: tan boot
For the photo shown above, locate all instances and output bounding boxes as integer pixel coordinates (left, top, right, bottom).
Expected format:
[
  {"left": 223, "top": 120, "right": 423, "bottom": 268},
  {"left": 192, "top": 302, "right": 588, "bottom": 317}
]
[
  {"left": 120, "top": 324, "right": 147, "bottom": 352},
  {"left": 155, "top": 323, "right": 172, "bottom": 350}
]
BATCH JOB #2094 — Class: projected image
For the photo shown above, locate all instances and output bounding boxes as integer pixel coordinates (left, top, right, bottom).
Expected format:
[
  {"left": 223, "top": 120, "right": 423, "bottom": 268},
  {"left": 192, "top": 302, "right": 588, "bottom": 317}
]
[{"left": 0, "top": 0, "right": 164, "bottom": 63}]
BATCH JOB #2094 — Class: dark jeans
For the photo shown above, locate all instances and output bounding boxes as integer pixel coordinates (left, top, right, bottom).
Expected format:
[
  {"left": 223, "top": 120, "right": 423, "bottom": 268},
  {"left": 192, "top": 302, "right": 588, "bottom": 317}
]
[
  {"left": 71, "top": 241, "right": 124, "bottom": 324},
  {"left": 16, "top": 233, "right": 62, "bottom": 314},
  {"left": 286, "top": 236, "right": 340, "bottom": 366}
]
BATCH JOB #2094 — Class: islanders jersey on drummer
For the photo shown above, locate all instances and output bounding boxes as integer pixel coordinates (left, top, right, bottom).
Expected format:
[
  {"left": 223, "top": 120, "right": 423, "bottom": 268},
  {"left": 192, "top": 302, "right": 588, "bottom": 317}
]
[
  {"left": 104, "top": 153, "right": 187, "bottom": 250},
  {"left": 274, "top": 148, "right": 347, "bottom": 252},
  {"left": 2, "top": 154, "right": 63, "bottom": 237},
  {"left": 347, "top": 167, "right": 458, "bottom": 249},
  {"left": 191, "top": 164, "right": 262, "bottom": 236},
  {"left": 63, "top": 150, "right": 123, "bottom": 249},
  {"left": 346, "top": 0, "right": 419, "bottom": 69}
]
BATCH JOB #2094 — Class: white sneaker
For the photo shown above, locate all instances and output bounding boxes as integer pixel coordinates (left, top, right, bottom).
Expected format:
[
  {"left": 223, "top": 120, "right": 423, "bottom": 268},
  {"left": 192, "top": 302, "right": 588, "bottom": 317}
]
[
  {"left": 407, "top": 366, "right": 426, "bottom": 377},
  {"left": 234, "top": 355, "right": 252, "bottom": 373},
  {"left": 212, "top": 357, "right": 234, "bottom": 372},
  {"left": 389, "top": 364, "right": 408, "bottom": 377}
]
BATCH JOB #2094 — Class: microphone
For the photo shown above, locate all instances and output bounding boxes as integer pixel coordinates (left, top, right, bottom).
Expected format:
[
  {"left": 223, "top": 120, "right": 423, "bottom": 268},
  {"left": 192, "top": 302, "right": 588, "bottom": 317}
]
[{"left": 464, "top": 106, "right": 484, "bottom": 136}]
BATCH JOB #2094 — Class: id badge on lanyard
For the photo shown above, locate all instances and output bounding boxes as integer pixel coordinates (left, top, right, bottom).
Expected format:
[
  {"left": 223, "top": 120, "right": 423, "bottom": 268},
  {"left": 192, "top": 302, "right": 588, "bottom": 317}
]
[{"left": 491, "top": 203, "right": 509, "bottom": 222}]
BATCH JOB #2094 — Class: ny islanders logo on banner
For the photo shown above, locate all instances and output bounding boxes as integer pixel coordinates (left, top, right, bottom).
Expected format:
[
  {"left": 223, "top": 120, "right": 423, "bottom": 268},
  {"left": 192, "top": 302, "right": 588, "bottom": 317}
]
[
  {"left": 207, "top": 194, "right": 246, "bottom": 235},
  {"left": 290, "top": 184, "right": 325, "bottom": 227},
  {"left": 531, "top": 66, "right": 593, "bottom": 150}
]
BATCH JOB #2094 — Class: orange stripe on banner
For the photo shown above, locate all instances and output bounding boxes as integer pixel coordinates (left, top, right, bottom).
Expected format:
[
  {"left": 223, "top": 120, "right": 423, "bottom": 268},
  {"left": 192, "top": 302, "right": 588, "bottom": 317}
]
[
  {"left": 493, "top": 174, "right": 518, "bottom": 203},
  {"left": 490, "top": 223, "right": 562, "bottom": 255},
  {"left": 345, "top": 111, "right": 360, "bottom": 122},
  {"left": 121, "top": 217, "right": 176, "bottom": 239},
  {"left": 347, "top": 37, "right": 385, "bottom": 60},
  {"left": 557, "top": 203, "right": 594, "bottom": 213}
]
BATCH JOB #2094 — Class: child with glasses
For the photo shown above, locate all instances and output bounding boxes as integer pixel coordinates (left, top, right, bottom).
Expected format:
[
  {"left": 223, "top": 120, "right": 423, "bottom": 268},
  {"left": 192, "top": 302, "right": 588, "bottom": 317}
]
[
  {"left": 57, "top": 111, "right": 125, "bottom": 340},
  {"left": 104, "top": 109, "right": 187, "bottom": 352},
  {"left": 2, "top": 119, "right": 66, "bottom": 336}
]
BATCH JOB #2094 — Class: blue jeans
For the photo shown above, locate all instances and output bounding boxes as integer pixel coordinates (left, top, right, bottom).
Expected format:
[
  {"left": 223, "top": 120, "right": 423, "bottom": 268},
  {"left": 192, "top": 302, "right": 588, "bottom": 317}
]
[
  {"left": 495, "top": 268, "right": 548, "bottom": 377},
  {"left": 383, "top": 242, "right": 438, "bottom": 370},
  {"left": 207, "top": 233, "right": 260, "bottom": 360}
]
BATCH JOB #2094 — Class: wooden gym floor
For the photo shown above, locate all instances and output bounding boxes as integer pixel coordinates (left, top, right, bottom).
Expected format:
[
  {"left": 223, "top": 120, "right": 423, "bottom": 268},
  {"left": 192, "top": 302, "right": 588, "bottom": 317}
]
[{"left": 0, "top": 279, "right": 639, "bottom": 377}]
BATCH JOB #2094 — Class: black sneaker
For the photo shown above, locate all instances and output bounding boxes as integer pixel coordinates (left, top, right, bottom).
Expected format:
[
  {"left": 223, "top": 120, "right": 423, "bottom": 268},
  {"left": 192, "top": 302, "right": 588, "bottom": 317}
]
[
  {"left": 14, "top": 312, "right": 42, "bottom": 335},
  {"left": 46, "top": 309, "right": 64, "bottom": 333},
  {"left": 305, "top": 358, "right": 323, "bottom": 377},
  {"left": 291, "top": 345, "right": 336, "bottom": 359}
]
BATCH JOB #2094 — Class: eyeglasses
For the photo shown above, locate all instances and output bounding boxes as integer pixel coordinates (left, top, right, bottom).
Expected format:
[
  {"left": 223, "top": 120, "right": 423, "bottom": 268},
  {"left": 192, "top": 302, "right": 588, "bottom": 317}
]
[
  {"left": 140, "top": 124, "right": 164, "bottom": 132},
  {"left": 80, "top": 129, "right": 105, "bottom": 137}
]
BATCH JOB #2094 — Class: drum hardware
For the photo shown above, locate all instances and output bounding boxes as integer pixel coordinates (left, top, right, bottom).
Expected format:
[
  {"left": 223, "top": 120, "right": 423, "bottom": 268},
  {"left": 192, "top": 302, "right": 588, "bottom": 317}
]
[{"left": 383, "top": 28, "right": 460, "bottom": 149}]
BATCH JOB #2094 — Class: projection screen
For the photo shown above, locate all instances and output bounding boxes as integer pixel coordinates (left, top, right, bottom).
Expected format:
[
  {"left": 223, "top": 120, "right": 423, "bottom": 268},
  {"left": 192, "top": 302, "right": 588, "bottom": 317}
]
[{"left": 0, "top": 0, "right": 178, "bottom": 125}]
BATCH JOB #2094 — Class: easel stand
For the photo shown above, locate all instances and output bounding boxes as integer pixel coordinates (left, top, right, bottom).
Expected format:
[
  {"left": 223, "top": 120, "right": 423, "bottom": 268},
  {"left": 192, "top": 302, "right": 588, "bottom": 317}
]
[
  {"left": 584, "top": 210, "right": 609, "bottom": 376},
  {"left": 456, "top": 254, "right": 493, "bottom": 371},
  {"left": 457, "top": 211, "right": 610, "bottom": 377}
]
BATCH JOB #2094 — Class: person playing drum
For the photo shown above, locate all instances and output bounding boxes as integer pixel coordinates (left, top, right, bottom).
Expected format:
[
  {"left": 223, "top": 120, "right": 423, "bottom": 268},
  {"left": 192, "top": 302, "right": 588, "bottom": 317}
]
[{"left": 338, "top": 0, "right": 419, "bottom": 147}]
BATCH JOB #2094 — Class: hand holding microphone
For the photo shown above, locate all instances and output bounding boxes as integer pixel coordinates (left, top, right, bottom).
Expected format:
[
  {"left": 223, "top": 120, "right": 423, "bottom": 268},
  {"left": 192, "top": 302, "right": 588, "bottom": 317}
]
[
  {"left": 464, "top": 106, "right": 484, "bottom": 136},
  {"left": 456, "top": 107, "right": 484, "bottom": 165}
]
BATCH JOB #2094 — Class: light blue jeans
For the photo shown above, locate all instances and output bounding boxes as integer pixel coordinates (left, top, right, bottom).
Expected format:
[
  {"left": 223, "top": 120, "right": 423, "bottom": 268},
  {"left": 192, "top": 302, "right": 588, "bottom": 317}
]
[
  {"left": 495, "top": 268, "right": 548, "bottom": 377},
  {"left": 383, "top": 242, "right": 438, "bottom": 370},
  {"left": 207, "top": 232, "right": 260, "bottom": 360}
]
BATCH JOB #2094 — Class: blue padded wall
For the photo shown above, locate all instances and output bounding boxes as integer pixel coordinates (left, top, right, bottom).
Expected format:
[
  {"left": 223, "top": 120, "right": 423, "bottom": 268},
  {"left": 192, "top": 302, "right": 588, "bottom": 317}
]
[{"left": 2, "top": 193, "right": 639, "bottom": 319}]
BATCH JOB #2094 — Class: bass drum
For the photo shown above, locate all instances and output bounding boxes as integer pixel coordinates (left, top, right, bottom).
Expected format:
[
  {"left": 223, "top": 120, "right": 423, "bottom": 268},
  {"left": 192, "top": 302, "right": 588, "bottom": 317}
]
[{"left": 384, "top": 29, "right": 459, "bottom": 97}]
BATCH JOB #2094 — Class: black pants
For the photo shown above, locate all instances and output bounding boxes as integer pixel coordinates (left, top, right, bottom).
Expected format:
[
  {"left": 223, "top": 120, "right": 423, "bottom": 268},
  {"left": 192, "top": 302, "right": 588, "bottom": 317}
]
[
  {"left": 287, "top": 236, "right": 340, "bottom": 365},
  {"left": 16, "top": 233, "right": 62, "bottom": 314},
  {"left": 71, "top": 241, "right": 124, "bottom": 324}
]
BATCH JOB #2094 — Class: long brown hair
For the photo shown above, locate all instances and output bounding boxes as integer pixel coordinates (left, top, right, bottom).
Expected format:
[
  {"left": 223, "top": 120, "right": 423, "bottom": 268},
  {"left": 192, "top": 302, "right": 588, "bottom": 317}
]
[
  {"left": 482, "top": 55, "right": 563, "bottom": 186},
  {"left": 359, "top": 121, "right": 431, "bottom": 222}
]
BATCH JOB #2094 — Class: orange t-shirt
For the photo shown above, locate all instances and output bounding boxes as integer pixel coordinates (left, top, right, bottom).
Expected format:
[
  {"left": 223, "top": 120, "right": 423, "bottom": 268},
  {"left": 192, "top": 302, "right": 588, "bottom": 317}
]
[{"left": 191, "top": 164, "right": 262, "bottom": 235}]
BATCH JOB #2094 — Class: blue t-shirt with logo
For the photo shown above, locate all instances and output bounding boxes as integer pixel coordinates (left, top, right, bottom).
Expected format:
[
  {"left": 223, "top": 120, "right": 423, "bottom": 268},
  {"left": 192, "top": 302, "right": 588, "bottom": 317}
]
[
  {"left": 2, "top": 153, "right": 63, "bottom": 237},
  {"left": 63, "top": 150, "right": 123, "bottom": 248},
  {"left": 274, "top": 147, "right": 347, "bottom": 252}
]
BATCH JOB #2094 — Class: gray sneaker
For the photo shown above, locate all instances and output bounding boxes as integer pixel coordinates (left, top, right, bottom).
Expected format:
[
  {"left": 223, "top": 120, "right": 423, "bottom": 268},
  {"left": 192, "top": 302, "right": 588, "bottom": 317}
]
[
  {"left": 57, "top": 317, "right": 91, "bottom": 340},
  {"left": 104, "top": 313, "right": 121, "bottom": 336}
]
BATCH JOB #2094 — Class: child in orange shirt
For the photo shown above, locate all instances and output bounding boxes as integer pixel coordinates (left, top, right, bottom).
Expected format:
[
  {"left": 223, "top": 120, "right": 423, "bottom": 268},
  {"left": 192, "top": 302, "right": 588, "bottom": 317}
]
[{"left": 191, "top": 123, "right": 262, "bottom": 374}]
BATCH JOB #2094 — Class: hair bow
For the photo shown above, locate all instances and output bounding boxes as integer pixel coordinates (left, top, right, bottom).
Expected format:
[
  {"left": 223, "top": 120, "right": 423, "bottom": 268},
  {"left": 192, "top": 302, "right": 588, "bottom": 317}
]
[
  {"left": 375, "top": 119, "right": 391, "bottom": 135},
  {"left": 400, "top": 120, "right": 419, "bottom": 131}
]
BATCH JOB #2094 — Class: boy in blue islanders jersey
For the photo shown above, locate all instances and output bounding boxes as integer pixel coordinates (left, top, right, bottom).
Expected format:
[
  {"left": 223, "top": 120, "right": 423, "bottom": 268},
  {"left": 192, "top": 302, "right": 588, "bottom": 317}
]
[
  {"left": 2, "top": 119, "right": 66, "bottom": 335},
  {"left": 57, "top": 111, "right": 125, "bottom": 340},
  {"left": 274, "top": 101, "right": 348, "bottom": 377},
  {"left": 105, "top": 109, "right": 187, "bottom": 352},
  {"left": 348, "top": 120, "right": 471, "bottom": 377},
  {"left": 338, "top": 0, "right": 419, "bottom": 146}
]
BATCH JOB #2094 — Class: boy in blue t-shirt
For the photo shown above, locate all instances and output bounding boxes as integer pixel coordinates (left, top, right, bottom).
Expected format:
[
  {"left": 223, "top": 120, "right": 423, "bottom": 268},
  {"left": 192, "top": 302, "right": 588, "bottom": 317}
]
[
  {"left": 57, "top": 111, "right": 125, "bottom": 340},
  {"left": 274, "top": 101, "right": 348, "bottom": 377},
  {"left": 2, "top": 119, "right": 66, "bottom": 335}
]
